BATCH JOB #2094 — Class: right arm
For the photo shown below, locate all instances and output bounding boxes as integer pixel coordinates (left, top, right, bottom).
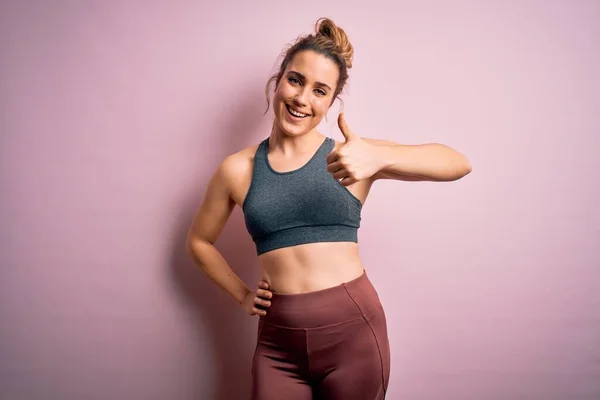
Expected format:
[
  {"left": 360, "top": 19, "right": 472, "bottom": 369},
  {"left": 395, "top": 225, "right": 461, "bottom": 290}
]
[{"left": 185, "top": 155, "right": 271, "bottom": 315}]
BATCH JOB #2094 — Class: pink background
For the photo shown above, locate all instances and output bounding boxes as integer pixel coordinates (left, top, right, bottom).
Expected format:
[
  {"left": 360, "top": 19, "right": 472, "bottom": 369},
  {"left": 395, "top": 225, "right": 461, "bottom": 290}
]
[{"left": 1, "top": 1, "right": 599, "bottom": 399}]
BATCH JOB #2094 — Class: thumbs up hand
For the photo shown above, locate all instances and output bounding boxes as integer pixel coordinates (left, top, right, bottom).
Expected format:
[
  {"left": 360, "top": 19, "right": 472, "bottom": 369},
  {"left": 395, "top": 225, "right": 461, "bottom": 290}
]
[
  {"left": 337, "top": 112, "right": 359, "bottom": 142},
  {"left": 326, "top": 113, "right": 384, "bottom": 186}
]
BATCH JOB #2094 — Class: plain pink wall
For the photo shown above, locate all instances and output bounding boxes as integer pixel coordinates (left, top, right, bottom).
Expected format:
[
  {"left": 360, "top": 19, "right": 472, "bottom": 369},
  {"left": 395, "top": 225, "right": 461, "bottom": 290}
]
[{"left": 1, "top": 1, "right": 599, "bottom": 399}]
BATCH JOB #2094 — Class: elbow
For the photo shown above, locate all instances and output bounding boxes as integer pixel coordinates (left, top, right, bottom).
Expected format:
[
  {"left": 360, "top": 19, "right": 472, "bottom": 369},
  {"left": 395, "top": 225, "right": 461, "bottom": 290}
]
[
  {"left": 446, "top": 156, "right": 472, "bottom": 181},
  {"left": 185, "top": 236, "right": 205, "bottom": 269},
  {"left": 185, "top": 237, "right": 196, "bottom": 258},
  {"left": 434, "top": 144, "right": 472, "bottom": 181},
  {"left": 454, "top": 151, "right": 472, "bottom": 179},
  {"left": 185, "top": 234, "right": 203, "bottom": 260},
  {"left": 185, "top": 234, "right": 214, "bottom": 264},
  {"left": 461, "top": 158, "right": 472, "bottom": 177}
]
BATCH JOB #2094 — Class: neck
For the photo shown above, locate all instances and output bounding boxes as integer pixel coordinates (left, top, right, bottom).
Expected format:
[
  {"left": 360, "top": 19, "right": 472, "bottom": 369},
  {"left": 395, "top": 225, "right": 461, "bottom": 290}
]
[{"left": 269, "top": 123, "right": 325, "bottom": 155}]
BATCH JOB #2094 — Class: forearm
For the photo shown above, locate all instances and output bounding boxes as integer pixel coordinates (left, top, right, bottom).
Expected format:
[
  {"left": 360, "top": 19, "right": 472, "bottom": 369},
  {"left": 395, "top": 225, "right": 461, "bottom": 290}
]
[
  {"left": 186, "top": 239, "right": 251, "bottom": 305},
  {"left": 377, "top": 143, "right": 472, "bottom": 181}
]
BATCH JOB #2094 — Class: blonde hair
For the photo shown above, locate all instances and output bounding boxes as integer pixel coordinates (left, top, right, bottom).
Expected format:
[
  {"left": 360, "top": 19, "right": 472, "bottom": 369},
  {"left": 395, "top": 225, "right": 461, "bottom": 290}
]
[{"left": 264, "top": 17, "right": 354, "bottom": 112}]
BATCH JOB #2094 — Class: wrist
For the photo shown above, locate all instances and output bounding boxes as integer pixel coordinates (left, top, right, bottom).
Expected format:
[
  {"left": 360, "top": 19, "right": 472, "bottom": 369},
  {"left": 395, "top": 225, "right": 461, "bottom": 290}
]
[{"left": 239, "top": 288, "right": 252, "bottom": 305}]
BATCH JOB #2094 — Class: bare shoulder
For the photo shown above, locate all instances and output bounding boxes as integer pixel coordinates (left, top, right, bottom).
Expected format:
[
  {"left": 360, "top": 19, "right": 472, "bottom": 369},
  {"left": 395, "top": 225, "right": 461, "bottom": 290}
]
[
  {"left": 220, "top": 143, "right": 259, "bottom": 177},
  {"left": 219, "top": 142, "right": 261, "bottom": 207}
]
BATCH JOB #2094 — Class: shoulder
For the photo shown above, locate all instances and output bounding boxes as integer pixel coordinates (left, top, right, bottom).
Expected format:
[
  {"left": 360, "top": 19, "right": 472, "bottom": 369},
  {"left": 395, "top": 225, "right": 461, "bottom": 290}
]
[
  {"left": 221, "top": 142, "right": 261, "bottom": 173},
  {"left": 218, "top": 142, "right": 262, "bottom": 189}
]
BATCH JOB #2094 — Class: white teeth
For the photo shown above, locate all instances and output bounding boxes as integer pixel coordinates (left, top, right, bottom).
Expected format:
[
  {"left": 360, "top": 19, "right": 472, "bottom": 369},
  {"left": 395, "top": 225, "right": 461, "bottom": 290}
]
[{"left": 287, "top": 105, "right": 308, "bottom": 118}]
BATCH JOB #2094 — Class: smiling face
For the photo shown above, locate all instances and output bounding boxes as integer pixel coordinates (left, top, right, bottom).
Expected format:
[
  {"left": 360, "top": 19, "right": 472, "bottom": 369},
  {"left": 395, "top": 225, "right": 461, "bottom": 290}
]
[{"left": 272, "top": 50, "right": 340, "bottom": 137}]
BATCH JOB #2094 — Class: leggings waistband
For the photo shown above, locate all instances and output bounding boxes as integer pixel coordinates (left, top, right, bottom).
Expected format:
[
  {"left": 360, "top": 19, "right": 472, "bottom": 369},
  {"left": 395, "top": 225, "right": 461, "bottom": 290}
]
[{"left": 261, "top": 269, "right": 384, "bottom": 329}]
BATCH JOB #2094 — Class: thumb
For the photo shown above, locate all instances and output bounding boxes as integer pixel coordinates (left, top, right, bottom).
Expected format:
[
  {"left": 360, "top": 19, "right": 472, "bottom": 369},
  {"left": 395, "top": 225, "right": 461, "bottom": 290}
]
[{"left": 338, "top": 113, "right": 357, "bottom": 142}]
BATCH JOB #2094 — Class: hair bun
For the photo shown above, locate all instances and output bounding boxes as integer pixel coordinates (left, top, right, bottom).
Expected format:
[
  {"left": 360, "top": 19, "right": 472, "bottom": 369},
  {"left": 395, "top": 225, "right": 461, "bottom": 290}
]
[{"left": 315, "top": 18, "right": 354, "bottom": 69}]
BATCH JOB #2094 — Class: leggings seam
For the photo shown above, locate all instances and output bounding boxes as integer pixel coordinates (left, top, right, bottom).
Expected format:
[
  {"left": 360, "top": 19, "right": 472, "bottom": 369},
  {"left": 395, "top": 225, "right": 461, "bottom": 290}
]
[
  {"left": 343, "top": 285, "right": 387, "bottom": 397},
  {"left": 304, "top": 329, "right": 314, "bottom": 383},
  {"left": 364, "top": 317, "right": 387, "bottom": 396}
]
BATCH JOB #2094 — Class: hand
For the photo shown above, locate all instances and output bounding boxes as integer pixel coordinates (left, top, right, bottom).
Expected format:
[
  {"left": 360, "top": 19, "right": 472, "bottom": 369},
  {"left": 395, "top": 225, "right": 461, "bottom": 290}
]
[
  {"left": 242, "top": 280, "right": 273, "bottom": 317},
  {"left": 326, "top": 113, "right": 384, "bottom": 186}
]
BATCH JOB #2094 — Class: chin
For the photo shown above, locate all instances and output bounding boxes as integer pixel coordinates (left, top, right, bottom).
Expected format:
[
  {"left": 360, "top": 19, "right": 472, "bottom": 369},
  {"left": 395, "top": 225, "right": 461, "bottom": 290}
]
[{"left": 280, "top": 120, "right": 309, "bottom": 137}]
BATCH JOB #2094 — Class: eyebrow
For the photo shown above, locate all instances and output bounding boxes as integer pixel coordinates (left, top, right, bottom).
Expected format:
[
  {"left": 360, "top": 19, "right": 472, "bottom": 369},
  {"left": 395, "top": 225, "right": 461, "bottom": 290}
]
[{"left": 288, "top": 71, "right": 332, "bottom": 91}]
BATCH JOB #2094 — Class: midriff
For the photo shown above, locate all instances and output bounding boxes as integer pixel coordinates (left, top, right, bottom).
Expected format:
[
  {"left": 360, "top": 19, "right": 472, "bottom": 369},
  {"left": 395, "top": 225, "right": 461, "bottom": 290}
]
[{"left": 258, "top": 241, "right": 365, "bottom": 294}]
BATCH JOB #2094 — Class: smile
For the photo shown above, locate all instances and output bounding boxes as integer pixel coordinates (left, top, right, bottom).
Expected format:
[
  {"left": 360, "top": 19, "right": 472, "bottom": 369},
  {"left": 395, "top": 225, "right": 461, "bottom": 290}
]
[{"left": 286, "top": 104, "right": 309, "bottom": 118}]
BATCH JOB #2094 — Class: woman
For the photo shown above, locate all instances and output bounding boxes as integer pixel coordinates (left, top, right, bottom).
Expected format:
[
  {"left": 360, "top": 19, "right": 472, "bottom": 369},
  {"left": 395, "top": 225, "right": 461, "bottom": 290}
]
[{"left": 186, "top": 17, "right": 471, "bottom": 400}]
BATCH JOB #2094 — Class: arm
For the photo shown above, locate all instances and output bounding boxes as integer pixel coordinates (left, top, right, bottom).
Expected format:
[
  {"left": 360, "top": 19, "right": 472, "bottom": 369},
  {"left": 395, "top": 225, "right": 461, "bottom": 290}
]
[
  {"left": 330, "top": 114, "right": 472, "bottom": 184},
  {"left": 364, "top": 138, "right": 472, "bottom": 182},
  {"left": 186, "top": 156, "right": 268, "bottom": 313}
]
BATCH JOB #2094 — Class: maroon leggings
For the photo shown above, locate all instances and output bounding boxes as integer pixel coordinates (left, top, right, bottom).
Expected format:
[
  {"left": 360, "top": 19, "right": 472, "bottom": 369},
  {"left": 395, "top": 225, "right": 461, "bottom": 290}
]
[{"left": 251, "top": 269, "right": 391, "bottom": 399}]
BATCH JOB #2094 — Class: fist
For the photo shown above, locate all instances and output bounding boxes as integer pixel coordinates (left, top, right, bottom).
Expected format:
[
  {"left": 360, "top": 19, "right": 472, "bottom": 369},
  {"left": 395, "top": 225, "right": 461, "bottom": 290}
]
[
  {"left": 326, "top": 113, "right": 382, "bottom": 185},
  {"left": 242, "top": 280, "right": 273, "bottom": 317}
]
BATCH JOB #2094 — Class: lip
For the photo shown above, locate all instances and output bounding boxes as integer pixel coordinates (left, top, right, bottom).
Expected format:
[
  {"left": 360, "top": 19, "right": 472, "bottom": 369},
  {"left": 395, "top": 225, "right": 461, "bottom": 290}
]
[{"left": 285, "top": 104, "right": 310, "bottom": 122}]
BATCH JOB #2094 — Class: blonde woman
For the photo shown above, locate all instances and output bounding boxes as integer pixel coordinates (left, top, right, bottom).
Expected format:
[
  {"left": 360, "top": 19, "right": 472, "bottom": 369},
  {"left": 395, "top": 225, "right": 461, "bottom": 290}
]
[{"left": 186, "top": 17, "right": 471, "bottom": 400}]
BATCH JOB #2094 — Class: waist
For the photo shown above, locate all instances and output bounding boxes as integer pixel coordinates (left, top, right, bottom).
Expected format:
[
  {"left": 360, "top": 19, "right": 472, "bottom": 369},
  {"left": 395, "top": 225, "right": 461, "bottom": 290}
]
[
  {"left": 260, "top": 269, "right": 384, "bottom": 328},
  {"left": 258, "top": 242, "right": 364, "bottom": 294}
]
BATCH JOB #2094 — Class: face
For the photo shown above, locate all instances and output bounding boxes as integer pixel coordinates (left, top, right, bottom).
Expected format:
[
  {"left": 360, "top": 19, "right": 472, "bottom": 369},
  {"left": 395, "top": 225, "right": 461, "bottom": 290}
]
[{"left": 272, "top": 50, "right": 340, "bottom": 137}]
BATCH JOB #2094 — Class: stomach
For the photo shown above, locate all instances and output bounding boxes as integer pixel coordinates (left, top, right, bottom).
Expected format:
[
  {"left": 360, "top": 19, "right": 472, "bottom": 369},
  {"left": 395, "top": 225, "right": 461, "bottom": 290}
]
[{"left": 258, "top": 241, "right": 365, "bottom": 294}]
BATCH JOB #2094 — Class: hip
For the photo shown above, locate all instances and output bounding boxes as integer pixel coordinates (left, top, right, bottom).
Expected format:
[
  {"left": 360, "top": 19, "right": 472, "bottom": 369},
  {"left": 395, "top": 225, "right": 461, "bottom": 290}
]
[{"left": 258, "top": 268, "right": 385, "bottom": 329}]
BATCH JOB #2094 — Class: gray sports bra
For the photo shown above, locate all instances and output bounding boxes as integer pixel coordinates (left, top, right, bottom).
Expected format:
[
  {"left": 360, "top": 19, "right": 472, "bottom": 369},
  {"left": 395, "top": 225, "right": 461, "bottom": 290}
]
[{"left": 242, "top": 136, "right": 362, "bottom": 255}]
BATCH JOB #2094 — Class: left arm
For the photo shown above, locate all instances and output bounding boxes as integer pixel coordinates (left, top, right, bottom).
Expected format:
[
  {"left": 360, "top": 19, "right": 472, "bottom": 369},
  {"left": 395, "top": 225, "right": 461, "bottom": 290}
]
[
  {"left": 363, "top": 138, "right": 472, "bottom": 182},
  {"left": 328, "top": 113, "right": 472, "bottom": 185}
]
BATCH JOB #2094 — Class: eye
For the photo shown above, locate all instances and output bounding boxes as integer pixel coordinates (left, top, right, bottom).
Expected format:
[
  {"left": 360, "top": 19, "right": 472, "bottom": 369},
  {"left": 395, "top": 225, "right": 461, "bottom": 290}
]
[
  {"left": 288, "top": 76, "right": 301, "bottom": 85},
  {"left": 314, "top": 88, "right": 327, "bottom": 96}
]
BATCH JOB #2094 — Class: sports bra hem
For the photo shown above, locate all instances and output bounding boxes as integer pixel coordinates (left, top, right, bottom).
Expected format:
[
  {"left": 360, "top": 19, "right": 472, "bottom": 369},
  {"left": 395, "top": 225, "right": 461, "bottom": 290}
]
[{"left": 255, "top": 224, "right": 359, "bottom": 255}]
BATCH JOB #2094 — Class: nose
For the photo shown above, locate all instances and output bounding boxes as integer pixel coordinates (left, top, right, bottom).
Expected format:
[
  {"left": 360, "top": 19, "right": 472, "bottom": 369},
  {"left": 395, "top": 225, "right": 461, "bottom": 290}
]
[{"left": 293, "top": 89, "right": 308, "bottom": 106}]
